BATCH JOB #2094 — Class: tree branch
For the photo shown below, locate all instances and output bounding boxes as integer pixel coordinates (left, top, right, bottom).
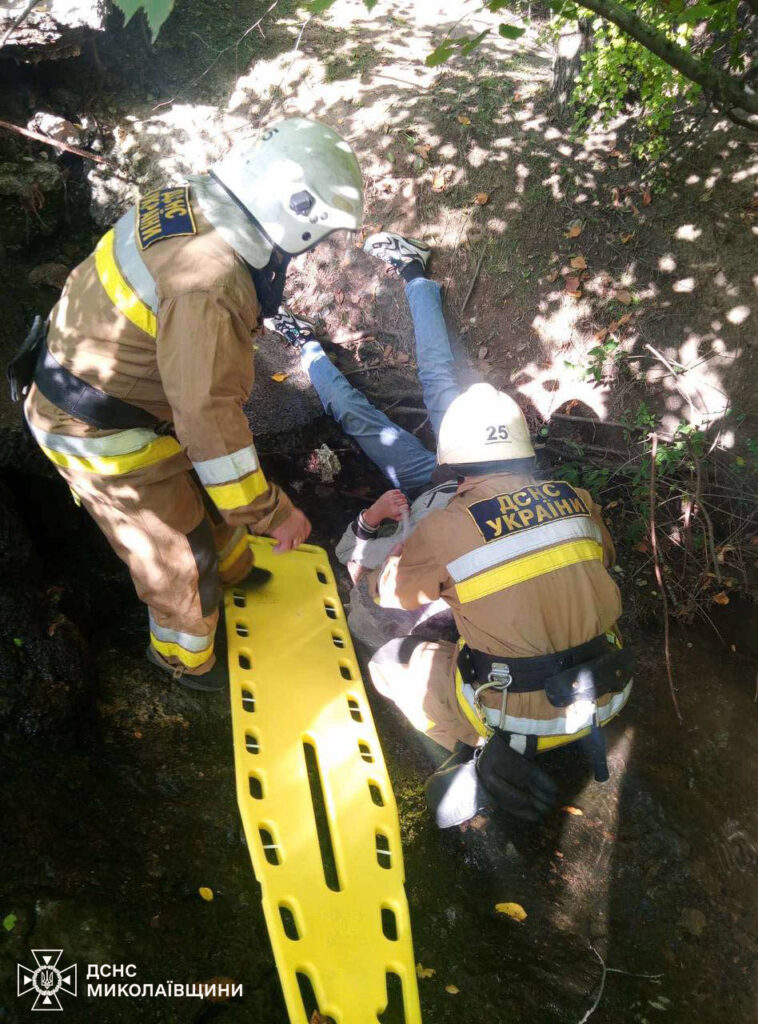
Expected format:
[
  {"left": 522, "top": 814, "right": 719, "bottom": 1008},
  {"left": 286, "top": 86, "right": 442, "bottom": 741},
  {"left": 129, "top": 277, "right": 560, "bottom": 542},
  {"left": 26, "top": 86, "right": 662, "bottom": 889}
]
[
  {"left": 575, "top": 0, "right": 758, "bottom": 114},
  {"left": 725, "top": 108, "right": 758, "bottom": 131}
]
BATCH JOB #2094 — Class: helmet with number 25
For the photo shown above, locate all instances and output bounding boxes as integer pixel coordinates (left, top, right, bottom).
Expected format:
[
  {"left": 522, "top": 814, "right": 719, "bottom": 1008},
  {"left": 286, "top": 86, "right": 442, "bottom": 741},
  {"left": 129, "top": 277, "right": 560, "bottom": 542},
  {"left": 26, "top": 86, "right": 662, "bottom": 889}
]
[{"left": 437, "top": 383, "right": 535, "bottom": 467}]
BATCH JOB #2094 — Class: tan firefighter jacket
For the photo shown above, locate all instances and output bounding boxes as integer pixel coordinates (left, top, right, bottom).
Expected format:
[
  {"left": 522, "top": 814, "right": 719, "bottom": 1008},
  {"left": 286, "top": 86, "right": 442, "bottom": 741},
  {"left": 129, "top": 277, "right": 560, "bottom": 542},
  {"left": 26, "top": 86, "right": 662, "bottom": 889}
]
[
  {"left": 24, "top": 182, "right": 292, "bottom": 534},
  {"left": 374, "top": 470, "right": 622, "bottom": 658}
]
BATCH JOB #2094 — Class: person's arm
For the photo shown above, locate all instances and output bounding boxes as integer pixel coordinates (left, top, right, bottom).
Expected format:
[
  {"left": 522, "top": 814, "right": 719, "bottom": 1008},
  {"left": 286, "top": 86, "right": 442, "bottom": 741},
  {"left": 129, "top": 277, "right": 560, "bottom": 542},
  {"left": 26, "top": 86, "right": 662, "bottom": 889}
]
[
  {"left": 578, "top": 487, "right": 616, "bottom": 568},
  {"left": 336, "top": 489, "right": 408, "bottom": 566},
  {"left": 370, "top": 518, "right": 445, "bottom": 610},
  {"left": 156, "top": 288, "right": 307, "bottom": 543}
]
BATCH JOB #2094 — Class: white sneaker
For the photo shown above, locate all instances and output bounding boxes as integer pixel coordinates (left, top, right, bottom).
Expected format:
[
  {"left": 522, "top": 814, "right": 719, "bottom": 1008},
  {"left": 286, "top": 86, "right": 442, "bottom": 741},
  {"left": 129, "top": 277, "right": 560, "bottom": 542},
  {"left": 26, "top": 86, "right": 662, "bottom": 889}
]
[
  {"left": 363, "top": 231, "right": 432, "bottom": 272},
  {"left": 264, "top": 308, "right": 317, "bottom": 349}
]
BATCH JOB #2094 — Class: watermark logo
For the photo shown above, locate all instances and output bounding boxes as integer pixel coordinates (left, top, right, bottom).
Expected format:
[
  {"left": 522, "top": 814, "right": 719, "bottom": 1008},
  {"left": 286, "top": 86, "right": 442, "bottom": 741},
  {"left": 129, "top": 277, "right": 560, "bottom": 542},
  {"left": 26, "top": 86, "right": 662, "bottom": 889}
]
[{"left": 17, "top": 950, "right": 77, "bottom": 1011}]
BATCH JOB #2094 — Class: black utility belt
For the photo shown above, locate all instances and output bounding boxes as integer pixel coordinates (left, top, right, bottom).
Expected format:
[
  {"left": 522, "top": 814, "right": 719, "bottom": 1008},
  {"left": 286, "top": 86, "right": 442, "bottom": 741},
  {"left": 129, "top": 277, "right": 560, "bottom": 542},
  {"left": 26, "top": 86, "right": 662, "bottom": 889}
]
[
  {"left": 457, "top": 636, "right": 634, "bottom": 710},
  {"left": 7, "top": 316, "right": 167, "bottom": 433}
]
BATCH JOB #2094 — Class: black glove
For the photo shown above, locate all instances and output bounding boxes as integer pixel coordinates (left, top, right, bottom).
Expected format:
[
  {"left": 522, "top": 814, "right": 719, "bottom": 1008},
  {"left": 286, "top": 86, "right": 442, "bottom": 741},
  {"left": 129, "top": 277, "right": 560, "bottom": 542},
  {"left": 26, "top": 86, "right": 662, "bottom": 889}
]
[{"left": 476, "top": 731, "right": 558, "bottom": 822}]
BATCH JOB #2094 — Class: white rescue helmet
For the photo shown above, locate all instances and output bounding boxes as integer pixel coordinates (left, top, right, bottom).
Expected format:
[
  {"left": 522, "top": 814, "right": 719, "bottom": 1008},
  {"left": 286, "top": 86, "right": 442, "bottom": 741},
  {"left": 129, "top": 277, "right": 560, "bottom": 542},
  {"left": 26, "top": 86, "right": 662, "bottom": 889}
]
[
  {"left": 437, "top": 383, "right": 535, "bottom": 466},
  {"left": 211, "top": 117, "right": 363, "bottom": 258}
]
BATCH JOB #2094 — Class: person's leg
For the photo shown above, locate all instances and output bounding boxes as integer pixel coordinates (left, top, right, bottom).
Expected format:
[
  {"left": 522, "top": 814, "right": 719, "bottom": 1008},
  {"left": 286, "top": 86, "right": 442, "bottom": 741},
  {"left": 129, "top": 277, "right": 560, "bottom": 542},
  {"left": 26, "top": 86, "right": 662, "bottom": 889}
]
[
  {"left": 363, "top": 232, "right": 462, "bottom": 436},
  {"left": 64, "top": 465, "right": 225, "bottom": 686},
  {"left": 266, "top": 311, "right": 436, "bottom": 493},
  {"left": 404, "top": 277, "right": 461, "bottom": 436},
  {"left": 368, "top": 636, "right": 483, "bottom": 753},
  {"left": 301, "top": 341, "right": 436, "bottom": 492}
]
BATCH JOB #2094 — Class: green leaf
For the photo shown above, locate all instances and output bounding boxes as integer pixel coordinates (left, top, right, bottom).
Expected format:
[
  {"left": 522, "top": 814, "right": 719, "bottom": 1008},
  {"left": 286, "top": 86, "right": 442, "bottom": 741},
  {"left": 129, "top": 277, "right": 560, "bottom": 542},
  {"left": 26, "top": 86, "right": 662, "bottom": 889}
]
[
  {"left": 363, "top": 0, "right": 379, "bottom": 8},
  {"left": 111, "top": 0, "right": 176, "bottom": 39},
  {"left": 487, "top": 0, "right": 511, "bottom": 10},
  {"left": 460, "top": 28, "right": 490, "bottom": 56},
  {"left": 12, "top": 637, "right": 23, "bottom": 647},
  {"left": 498, "top": 23, "right": 526, "bottom": 39},
  {"left": 426, "top": 41, "right": 457, "bottom": 67},
  {"left": 309, "top": 0, "right": 339, "bottom": 12},
  {"left": 677, "top": 3, "right": 715, "bottom": 24},
  {"left": 3, "top": 913, "right": 17, "bottom": 932}
]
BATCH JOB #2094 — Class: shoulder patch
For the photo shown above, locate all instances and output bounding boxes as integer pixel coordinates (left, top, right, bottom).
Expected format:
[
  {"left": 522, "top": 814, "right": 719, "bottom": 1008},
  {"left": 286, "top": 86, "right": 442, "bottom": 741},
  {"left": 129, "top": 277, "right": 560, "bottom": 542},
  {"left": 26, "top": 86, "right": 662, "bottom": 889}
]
[
  {"left": 136, "top": 186, "right": 196, "bottom": 250},
  {"left": 467, "top": 480, "right": 591, "bottom": 542}
]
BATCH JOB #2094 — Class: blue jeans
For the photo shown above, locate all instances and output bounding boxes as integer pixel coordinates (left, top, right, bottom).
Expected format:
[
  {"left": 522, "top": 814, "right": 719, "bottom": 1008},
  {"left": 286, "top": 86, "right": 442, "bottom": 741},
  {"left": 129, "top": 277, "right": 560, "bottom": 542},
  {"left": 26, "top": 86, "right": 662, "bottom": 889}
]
[{"left": 301, "top": 278, "right": 461, "bottom": 494}]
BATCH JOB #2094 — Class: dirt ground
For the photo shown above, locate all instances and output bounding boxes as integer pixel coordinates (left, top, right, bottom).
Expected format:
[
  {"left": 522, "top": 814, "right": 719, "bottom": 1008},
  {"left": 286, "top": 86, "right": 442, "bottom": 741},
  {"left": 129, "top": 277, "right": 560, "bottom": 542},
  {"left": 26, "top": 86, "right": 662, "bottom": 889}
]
[{"left": 1, "top": 1, "right": 758, "bottom": 1022}]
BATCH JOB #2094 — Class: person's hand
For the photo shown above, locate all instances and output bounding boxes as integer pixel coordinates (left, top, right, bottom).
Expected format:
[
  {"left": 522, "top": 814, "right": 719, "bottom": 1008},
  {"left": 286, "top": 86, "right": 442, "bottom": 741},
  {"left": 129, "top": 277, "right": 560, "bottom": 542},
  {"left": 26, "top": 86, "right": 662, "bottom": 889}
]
[
  {"left": 269, "top": 507, "right": 312, "bottom": 553},
  {"left": 347, "top": 560, "right": 367, "bottom": 585},
  {"left": 363, "top": 489, "right": 409, "bottom": 528}
]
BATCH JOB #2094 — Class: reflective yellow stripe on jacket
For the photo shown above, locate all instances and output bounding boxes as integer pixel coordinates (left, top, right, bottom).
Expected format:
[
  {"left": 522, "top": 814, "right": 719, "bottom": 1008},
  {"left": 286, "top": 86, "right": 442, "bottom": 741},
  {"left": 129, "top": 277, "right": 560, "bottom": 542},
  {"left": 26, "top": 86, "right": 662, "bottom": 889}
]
[
  {"left": 193, "top": 444, "right": 269, "bottom": 512},
  {"left": 26, "top": 421, "right": 181, "bottom": 476},
  {"left": 447, "top": 516, "right": 604, "bottom": 604},
  {"left": 94, "top": 229, "right": 157, "bottom": 337}
]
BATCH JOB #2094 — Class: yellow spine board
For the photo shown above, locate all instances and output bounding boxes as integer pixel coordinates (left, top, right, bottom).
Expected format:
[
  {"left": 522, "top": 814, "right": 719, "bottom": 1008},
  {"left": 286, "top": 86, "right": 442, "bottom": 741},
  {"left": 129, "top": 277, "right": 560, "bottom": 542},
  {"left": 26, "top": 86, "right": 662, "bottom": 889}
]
[{"left": 225, "top": 538, "right": 422, "bottom": 1024}]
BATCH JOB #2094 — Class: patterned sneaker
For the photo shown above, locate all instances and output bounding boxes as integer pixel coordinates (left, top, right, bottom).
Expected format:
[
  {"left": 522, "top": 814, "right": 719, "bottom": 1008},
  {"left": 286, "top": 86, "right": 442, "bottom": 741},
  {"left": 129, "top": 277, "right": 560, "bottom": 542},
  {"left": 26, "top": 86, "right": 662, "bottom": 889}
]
[
  {"left": 363, "top": 232, "right": 432, "bottom": 273},
  {"left": 264, "top": 309, "right": 317, "bottom": 349}
]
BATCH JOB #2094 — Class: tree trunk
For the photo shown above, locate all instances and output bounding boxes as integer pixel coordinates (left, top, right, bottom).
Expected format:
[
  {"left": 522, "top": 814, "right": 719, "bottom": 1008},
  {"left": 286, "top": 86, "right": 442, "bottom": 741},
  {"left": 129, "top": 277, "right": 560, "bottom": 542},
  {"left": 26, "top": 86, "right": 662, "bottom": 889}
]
[{"left": 551, "top": 17, "right": 593, "bottom": 110}]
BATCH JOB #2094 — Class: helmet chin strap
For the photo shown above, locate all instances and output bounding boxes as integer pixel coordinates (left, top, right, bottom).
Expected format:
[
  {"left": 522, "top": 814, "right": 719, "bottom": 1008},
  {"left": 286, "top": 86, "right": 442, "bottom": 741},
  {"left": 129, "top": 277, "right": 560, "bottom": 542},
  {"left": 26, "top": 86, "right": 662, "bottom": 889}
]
[{"left": 248, "top": 249, "right": 292, "bottom": 318}]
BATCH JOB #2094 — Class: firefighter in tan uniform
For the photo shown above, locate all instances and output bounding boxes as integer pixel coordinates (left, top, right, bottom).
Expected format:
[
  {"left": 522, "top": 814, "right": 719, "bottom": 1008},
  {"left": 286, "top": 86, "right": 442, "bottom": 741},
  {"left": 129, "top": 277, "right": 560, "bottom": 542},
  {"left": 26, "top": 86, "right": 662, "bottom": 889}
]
[
  {"left": 368, "top": 383, "right": 633, "bottom": 826},
  {"left": 9, "top": 119, "right": 364, "bottom": 691}
]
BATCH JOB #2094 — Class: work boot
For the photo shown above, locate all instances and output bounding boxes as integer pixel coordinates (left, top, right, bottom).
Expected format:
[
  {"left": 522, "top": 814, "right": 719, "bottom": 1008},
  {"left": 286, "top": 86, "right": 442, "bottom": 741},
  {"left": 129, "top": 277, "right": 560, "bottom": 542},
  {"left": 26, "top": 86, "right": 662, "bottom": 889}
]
[
  {"left": 264, "top": 309, "right": 317, "bottom": 350},
  {"left": 146, "top": 645, "right": 228, "bottom": 693},
  {"left": 240, "top": 565, "right": 272, "bottom": 587},
  {"left": 363, "top": 232, "right": 432, "bottom": 275}
]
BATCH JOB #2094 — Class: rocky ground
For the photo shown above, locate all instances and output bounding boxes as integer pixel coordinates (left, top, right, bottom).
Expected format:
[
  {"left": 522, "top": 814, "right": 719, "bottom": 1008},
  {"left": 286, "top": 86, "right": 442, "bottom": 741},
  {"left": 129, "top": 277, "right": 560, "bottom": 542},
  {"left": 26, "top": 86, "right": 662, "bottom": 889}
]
[{"left": 1, "top": 1, "right": 757, "bottom": 1022}]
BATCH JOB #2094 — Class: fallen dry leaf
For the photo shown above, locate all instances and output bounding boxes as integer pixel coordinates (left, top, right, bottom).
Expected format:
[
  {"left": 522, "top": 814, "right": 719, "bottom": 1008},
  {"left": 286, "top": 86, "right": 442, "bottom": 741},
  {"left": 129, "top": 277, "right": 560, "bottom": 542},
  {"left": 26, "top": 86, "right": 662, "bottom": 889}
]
[
  {"left": 396, "top": 351, "right": 410, "bottom": 364},
  {"left": 546, "top": 270, "right": 559, "bottom": 283},
  {"left": 570, "top": 255, "right": 587, "bottom": 271},
  {"left": 617, "top": 312, "right": 632, "bottom": 325},
  {"left": 431, "top": 172, "right": 447, "bottom": 193},
  {"left": 310, "top": 1013, "right": 330, "bottom": 1024},
  {"left": 198, "top": 887, "right": 214, "bottom": 902},
  {"left": 608, "top": 148, "right": 623, "bottom": 159},
  {"left": 478, "top": 345, "right": 489, "bottom": 360},
  {"left": 642, "top": 190, "right": 652, "bottom": 206},
  {"left": 474, "top": 192, "right": 489, "bottom": 205},
  {"left": 271, "top": 372, "right": 288, "bottom": 383},
  {"left": 594, "top": 328, "right": 609, "bottom": 342},
  {"left": 457, "top": 114, "right": 471, "bottom": 125},
  {"left": 564, "top": 276, "right": 581, "bottom": 293},
  {"left": 335, "top": 290, "right": 344, "bottom": 304},
  {"left": 416, "top": 963, "right": 436, "bottom": 979},
  {"left": 561, "top": 806, "right": 584, "bottom": 816},
  {"left": 566, "top": 290, "right": 582, "bottom": 300},
  {"left": 620, "top": 232, "right": 635, "bottom": 244},
  {"left": 495, "top": 902, "right": 527, "bottom": 922},
  {"left": 565, "top": 221, "right": 583, "bottom": 238},
  {"left": 414, "top": 143, "right": 432, "bottom": 160},
  {"left": 712, "top": 591, "right": 730, "bottom": 605},
  {"left": 614, "top": 289, "right": 633, "bottom": 305},
  {"left": 445, "top": 985, "right": 460, "bottom": 995}
]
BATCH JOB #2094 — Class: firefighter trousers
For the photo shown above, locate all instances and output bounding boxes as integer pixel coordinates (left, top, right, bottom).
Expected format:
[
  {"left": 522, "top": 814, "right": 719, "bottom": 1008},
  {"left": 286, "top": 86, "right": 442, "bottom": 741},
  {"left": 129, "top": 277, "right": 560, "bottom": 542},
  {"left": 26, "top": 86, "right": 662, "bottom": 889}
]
[{"left": 58, "top": 459, "right": 252, "bottom": 675}]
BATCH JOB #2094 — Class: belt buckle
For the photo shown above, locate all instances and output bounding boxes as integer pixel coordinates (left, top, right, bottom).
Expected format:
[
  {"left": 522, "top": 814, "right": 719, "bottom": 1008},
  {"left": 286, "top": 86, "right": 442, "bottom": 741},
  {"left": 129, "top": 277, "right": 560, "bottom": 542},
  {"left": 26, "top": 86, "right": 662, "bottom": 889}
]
[{"left": 487, "top": 662, "right": 512, "bottom": 689}]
